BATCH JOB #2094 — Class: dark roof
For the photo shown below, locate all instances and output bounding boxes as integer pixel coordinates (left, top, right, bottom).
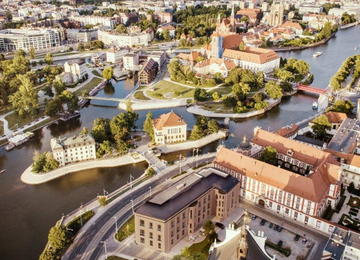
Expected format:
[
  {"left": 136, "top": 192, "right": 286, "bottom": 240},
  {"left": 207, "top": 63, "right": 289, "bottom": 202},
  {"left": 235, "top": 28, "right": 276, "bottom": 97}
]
[
  {"left": 294, "top": 135, "right": 325, "bottom": 147},
  {"left": 135, "top": 169, "right": 239, "bottom": 221},
  {"left": 327, "top": 118, "right": 360, "bottom": 154},
  {"left": 140, "top": 58, "right": 158, "bottom": 74}
]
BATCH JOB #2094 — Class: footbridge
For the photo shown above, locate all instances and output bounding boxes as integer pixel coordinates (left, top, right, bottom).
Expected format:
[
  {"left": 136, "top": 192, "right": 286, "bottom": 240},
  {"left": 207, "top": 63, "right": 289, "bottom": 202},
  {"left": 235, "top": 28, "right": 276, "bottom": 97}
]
[
  {"left": 83, "top": 96, "right": 188, "bottom": 110},
  {"left": 297, "top": 84, "right": 327, "bottom": 95}
]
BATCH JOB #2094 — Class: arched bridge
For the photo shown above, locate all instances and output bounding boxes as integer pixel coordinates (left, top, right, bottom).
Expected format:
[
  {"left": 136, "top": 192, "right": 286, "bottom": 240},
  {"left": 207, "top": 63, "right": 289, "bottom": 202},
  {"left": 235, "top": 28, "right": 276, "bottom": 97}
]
[
  {"left": 83, "top": 96, "right": 129, "bottom": 103},
  {"left": 297, "top": 84, "right": 327, "bottom": 95}
]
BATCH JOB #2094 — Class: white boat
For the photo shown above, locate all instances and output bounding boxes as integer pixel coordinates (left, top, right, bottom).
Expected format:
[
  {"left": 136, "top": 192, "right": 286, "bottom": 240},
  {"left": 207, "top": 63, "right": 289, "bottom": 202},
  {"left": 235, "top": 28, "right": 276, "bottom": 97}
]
[
  {"left": 313, "top": 51, "right": 322, "bottom": 57},
  {"left": 0, "top": 169, "right": 5, "bottom": 174},
  {"left": 312, "top": 102, "right": 318, "bottom": 110},
  {"left": 5, "top": 143, "right": 15, "bottom": 151}
]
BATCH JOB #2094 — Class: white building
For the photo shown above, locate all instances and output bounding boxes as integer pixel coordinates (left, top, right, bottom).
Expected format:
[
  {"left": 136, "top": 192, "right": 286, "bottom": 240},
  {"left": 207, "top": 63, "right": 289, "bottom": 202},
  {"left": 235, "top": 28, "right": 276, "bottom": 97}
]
[
  {"left": 51, "top": 134, "right": 96, "bottom": 166},
  {"left": 63, "top": 60, "right": 87, "bottom": 83},
  {"left": 106, "top": 47, "right": 129, "bottom": 63},
  {"left": 66, "top": 29, "right": 98, "bottom": 43},
  {"left": 193, "top": 58, "right": 236, "bottom": 78},
  {"left": 147, "top": 51, "right": 166, "bottom": 70},
  {"left": 156, "top": 25, "right": 176, "bottom": 38},
  {"left": 71, "top": 15, "right": 116, "bottom": 29},
  {"left": 0, "top": 28, "right": 64, "bottom": 51},
  {"left": 98, "top": 30, "right": 149, "bottom": 48},
  {"left": 123, "top": 51, "right": 140, "bottom": 70},
  {"left": 222, "top": 47, "right": 280, "bottom": 73},
  {"left": 329, "top": 7, "right": 360, "bottom": 21},
  {"left": 153, "top": 111, "right": 187, "bottom": 144},
  {"left": 299, "top": 4, "right": 323, "bottom": 15}
]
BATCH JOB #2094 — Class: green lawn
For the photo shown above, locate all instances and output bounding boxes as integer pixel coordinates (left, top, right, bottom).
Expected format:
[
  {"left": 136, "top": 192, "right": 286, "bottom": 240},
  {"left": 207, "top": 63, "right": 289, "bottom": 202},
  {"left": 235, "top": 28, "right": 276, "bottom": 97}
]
[
  {"left": 0, "top": 104, "right": 12, "bottom": 116},
  {"left": 147, "top": 80, "right": 195, "bottom": 99},
  {"left": 209, "top": 87, "right": 232, "bottom": 95},
  {"left": 339, "top": 214, "right": 360, "bottom": 231},
  {"left": 115, "top": 216, "right": 135, "bottom": 242},
  {"left": 0, "top": 121, "right": 4, "bottom": 136},
  {"left": 134, "top": 91, "right": 150, "bottom": 100},
  {"left": 202, "top": 103, "right": 233, "bottom": 113},
  {"left": 347, "top": 196, "right": 360, "bottom": 209},
  {"left": 74, "top": 77, "right": 104, "bottom": 96},
  {"left": 92, "top": 70, "right": 102, "bottom": 77},
  {"left": 5, "top": 111, "right": 45, "bottom": 130},
  {"left": 189, "top": 235, "right": 212, "bottom": 256}
]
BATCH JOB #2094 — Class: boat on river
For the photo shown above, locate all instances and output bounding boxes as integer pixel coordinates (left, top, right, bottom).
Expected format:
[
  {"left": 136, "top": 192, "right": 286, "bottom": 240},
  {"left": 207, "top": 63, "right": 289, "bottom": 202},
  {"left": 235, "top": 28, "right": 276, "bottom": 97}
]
[
  {"left": 5, "top": 131, "right": 34, "bottom": 151},
  {"left": 312, "top": 102, "right": 318, "bottom": 110},
  {"left": 313, "top": 51, "right": 322, "bottom": 57},
  {"left": 60, "top": 111, "right": 80, "bottom": 121},
  {"left": 0, "top": 169, "right": 5, "bottom": 174}
]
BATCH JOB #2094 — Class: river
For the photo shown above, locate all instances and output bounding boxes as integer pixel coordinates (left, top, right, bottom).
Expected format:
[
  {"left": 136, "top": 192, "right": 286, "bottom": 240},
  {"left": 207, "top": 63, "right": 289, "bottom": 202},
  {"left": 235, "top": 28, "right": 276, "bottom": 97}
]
[{"left": 1, "top": 26, "right": 360, "bottom": 260}]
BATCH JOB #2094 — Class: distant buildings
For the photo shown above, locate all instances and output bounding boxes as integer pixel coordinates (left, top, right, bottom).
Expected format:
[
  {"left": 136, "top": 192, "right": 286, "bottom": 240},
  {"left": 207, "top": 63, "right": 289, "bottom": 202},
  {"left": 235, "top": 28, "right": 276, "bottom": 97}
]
[
  {"left": 309, "top": 112, "right": 347, "bottom": 136},
  {"left": 0, "top": 28, "right": 64, "bottom": 51},
  {"left": 106, "top": 47, "right": 129, "bottom": 63},
  {"left": 139, "top": 58, "right": 158, "bottom": 84},
  {"left": 123, "top": 51, "right": 140, "bottom": 70},
  {"left": 267, "top": 3, "right": 284, "bottom": 26},
  {"left": 66, "top": 28, "right": 98, "bottom": 43},
  {"left": 147, "top": 51, "right": 166, "bottom": 70},
  {"left": 153, "top": 111, "right": 187, "bottom": 144},
  {"left": 193, "top": 58, "right": 236, "bottom": 77},
  {"left": 299, "top": 4, "right": 323, "bottom": 15},
  {"left": 71, "top": 15, "right": 116, "bottom": 29},
  {"left": 63, "top": 60, "right": 86, "bottom": 84},
  {"left": 156, "top": 25, "right": 176, "bottom": 38},
  {"left": 154, "top": 12, "right": 173, "bottom": 23},
  {"left": 134, "top": 168, "right": 240, "bottom": 252},
  {"left": 98, "top": 30, "right": 149, "bottom": 48},
  {"left": 51, "top": 134, "right": 96, "bottom": 166}
]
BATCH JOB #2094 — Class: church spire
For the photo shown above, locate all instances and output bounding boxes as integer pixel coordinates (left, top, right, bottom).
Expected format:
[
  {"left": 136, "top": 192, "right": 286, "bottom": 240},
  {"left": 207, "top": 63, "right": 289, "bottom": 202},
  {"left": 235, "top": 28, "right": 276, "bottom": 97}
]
[{"left": 230, "top": 5, "right": 235, "bottom": 31}]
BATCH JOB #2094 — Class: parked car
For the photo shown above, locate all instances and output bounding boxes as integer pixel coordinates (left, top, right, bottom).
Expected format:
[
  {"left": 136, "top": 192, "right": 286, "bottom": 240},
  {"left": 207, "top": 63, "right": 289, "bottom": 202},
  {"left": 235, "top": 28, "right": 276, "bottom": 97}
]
[
  {"left": 277, "top": 226, "right": 283, "bottom": 232},
  {"left": 294, "top": 234, "right": 300, "bottom": 241},
  {"left": 269, "top": 223, "right": 273, "bottom": 228},
  {"left": 251, "top": 215, "right": 257, "bottom": 220},
  {"left": 215, "top": 222, "right": 225, "bottom": 229},
  {"left": 260, "top": 219, "right": 266, "bottom": 226},
  {"left": 277, "top": 240, "right": 283, "bottom": 247},
  {"left": 302, "top": 239, "right": 308, "bottom": 244},
  {"left": 273, "top": 224, "right": 278, "bottom": 230}
]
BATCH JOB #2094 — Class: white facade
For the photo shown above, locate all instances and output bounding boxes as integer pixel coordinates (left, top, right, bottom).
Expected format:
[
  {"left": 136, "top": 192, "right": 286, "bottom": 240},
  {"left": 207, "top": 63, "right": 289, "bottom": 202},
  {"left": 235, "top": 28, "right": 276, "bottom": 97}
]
[
  {"left": 66, "top": 29, "right": 98, "bottom": 43},
  {"left": 299, "top": 4, "right": 323, "bottom": 15},
  {"left": 123, "top": 51, "right": 140, "bottom": 70},
  {"left": 71, "top": 15, "right": 116, "bottom": 29},
  {"left": 51, "top": 135, "right": 96, "bottom": 166},
  {"left": 98, "top": 30, "right": 149, "bottom": 48},
  {"left": 0, "top": 28, "right": 64, "bottom": 51},
  {"left": 341, "top": 163, "right": 360, "bottom": 189},
  {"left": 106, "top": 48, "right": 129, "bottom": 63},
  {"left": 231, "top": 58, "right": 280, "bottom": 73},
  {"left": 154, "top": 124, "right": 187, "bottom": 144},
  {"left": 147, "top": 51, "right": 166, "bottom": 70},
  {"left": 64, "top": 61, "right": 86, "bottom": 83},
  {"left": 329, "top": 7, "right": 360, "bottom": 20}
]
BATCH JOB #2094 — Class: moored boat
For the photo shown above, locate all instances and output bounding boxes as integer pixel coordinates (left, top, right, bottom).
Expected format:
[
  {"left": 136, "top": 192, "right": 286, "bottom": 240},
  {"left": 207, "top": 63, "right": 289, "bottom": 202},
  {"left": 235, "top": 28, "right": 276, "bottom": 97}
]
[
  {"left": 0, "top": 169, "right": 5, "bottom": 174},
  {"left": 5, "top": 143, "right": 15, "bottom": 151},
  {"left": 313, "top": 51, "right": 322, "bottom": 57},
  {"left": 312, "top": 102, "right": 318, "bottom": 110}
]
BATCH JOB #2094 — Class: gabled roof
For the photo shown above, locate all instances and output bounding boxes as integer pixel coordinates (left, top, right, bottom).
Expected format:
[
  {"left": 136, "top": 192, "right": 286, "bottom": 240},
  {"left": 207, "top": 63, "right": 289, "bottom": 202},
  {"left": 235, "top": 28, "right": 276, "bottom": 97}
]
[
  {"left": 215, "top": 147, "right": 340, "bottom": 202},
  {"left": 223, "top": 47, "right": 279, "bottom": 64},
  {"left": 154, "top": 110, "right": 186, "bottom": 130},
  {"left": 323, "top": 112, "right": 347, "bottom": 124}
]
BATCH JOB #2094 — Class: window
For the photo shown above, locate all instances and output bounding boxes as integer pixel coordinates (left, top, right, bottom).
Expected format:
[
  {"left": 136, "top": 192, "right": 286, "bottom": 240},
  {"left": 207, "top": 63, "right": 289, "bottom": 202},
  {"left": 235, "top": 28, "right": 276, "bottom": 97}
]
[
  {"left": 183, "top": 212, "right": 186, "bottom": 219},
  {"left": 149, "top": 222, "right": 153, "bottom": 229},
  {"left": 177, "top": 216, "right": 180, "bottom": 223},
  {"left": 140, "top": 229, "right": 144, "bottom": 236},
  {"left": 190, "top": 210, "right": 192, "bottom": 219},
  {"left": 140, "top": 238, "right": 145, "bottom": 243},
  {"left": 171, "top": 239, "right": 173, "bottom": 245},
  {"left": 177, "top": 234, "right": 179, "bottom": 239},
  {"left": 158, "top": 225, "right": 161, "bottom": 231},
  {"left": 158, "top": 243, "right": 161, "bottom": 249},
  {"left": 171, "top": 231, "right": 174, "bottom": 237},
  {"left": 140, "top": 220, "right": 144, "bottom": 227},
  {"left": 158, "top": 235, "right": 161, "bottom": 242},
  {"left": 150, "top": 232, "right": 153, "bottom": 239},
  {"left": 171, "top": 221, "right": 174, "bottom": 228}
]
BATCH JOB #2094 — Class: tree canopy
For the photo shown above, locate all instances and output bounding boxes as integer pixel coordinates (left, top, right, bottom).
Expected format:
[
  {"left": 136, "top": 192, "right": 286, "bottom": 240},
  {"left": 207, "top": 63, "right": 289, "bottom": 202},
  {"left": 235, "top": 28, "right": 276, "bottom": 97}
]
[
  {"left": 311, "top": 115, "right": 331, "bottom": 139},
  {"left": 143, "top": 111, "right": 155, "bottom": 142},
  {"left": 102, "top": 66, "right": 113, "bottom": 81},
  {"left": 327, "top": 99, "right": 354, "bottom": 114},
  {"left": 265, "top": 81, "right": 283, "bottom": 99},
  {"left": 259, "top": 146, "right": 277, "bottom": 166},
  {"left": 32, "top": 151, "right": 59, "bottom": 173}
]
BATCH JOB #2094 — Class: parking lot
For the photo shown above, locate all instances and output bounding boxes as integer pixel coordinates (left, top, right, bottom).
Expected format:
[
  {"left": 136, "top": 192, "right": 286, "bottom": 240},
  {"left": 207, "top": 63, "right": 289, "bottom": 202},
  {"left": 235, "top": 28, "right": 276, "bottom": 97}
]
[{"left": 248, "top": 215, "right": 313, "bottom": 260}]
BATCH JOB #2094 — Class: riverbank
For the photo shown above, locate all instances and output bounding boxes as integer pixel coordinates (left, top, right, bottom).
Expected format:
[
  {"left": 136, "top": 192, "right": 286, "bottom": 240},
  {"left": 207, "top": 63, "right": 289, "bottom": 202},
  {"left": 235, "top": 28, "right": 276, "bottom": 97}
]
[
  {"left": 21, "top": 153, "right": 146, "bottom": 185},
  {"left": 340, "top": 22, "right": 359, "bottom": 30},
  {"left": 270, "top": 32, "right": 336, "bottom": 52},
  {"left": 187, "top": 99, "right": 281, "bottom": 118}
]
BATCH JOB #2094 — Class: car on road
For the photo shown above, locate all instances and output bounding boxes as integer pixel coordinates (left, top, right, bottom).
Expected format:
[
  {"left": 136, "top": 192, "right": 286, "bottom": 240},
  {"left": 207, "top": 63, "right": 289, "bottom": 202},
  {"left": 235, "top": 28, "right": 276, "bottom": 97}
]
[
  {"left": 251, "top": 215, "right": 257, "bottom": 220},
  {"left": 294, "top": 234, "right": 300, "bottom": 241},
  {"left": 260, "top": 219, "right": 266, "bottom": 226},
  {"left": 276, "top": 226, "right": 283, "bottom": 232},
  {"left": 302, "top": 239, "right": 308, "bottom": 244},
  {"left": 277, "top": 240, "right": 283, "bottom": 247},
  {"left": 273, "top": 224, "right": 278, "bottom": 230},
  {"left": 215, "top": 222, "right": 225, "bottom": 229},
  {"left": 269, "top": 223, "right": 273, "bottom": 228}
]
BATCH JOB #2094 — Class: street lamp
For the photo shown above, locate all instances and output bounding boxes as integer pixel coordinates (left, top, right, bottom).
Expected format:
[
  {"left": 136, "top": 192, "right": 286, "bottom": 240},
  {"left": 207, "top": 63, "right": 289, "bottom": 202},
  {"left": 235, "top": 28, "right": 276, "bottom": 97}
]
[
  {"left": 100, "top": 240, "right": 108, "bottom": 259},
  {"left": 149, "top": 186, "right": 152, "bottom": 198},
  {"left": 179, "top": 154, "right": 182, "bottom": 174},
  {"left": 113, "top": 216, "right": 118, "bottom": 234},
  {"left": 130, "top": 174, "right": 134, "bottom": 189}
]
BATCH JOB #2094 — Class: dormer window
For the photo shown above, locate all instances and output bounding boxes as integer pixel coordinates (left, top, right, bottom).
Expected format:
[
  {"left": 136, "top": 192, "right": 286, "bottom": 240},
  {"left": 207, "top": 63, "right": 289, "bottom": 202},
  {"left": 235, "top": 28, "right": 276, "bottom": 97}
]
[{"left": 287, "top": 150, "right": 293, "bottom": 157}]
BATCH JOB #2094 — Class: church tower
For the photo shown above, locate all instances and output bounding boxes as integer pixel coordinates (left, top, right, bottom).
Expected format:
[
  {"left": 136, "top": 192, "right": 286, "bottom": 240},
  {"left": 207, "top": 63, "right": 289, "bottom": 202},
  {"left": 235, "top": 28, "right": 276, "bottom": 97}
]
[
  {"left": 230, "top": 5, "right": 235, "bottom": 31},
  {"left": 210, "top": 33, "right": 223, "bottom": 58}
]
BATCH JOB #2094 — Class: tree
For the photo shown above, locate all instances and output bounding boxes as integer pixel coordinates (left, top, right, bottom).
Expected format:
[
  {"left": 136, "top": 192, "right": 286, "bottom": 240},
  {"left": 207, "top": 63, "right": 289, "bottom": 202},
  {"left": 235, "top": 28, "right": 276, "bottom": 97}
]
[
  {"left": 259, "top": 146, "right": 277, "bottom": 166},
  {"left": 45, "top": 53, "right": 53, "bottom": 65},
  {"left": 32, "top": 151, "right": 59, "bottom": 173},
  {"left": 253, "top": 92, "right": 265, "bottom": 103},
  {"left": 29, "top": 47, "right": 35, "bottom": 59},
  {"left": 207, "top": 119, "right": 219, "bottom": 133},
  {"left": 115, "top": 24, "right": 127, "bottom": 33},
  {"left": 194, "top": 88, "right": 207, "bottom": 101},
  {"left": 311, "top": 115, "right": 331, "bottom": 139},
  {"left": 239, "top": 42, "right": 246, "bottom": 51},
  {"left": 232, "top": 82, "right": 250, "bottom": 100},
  {"left": 80, "top": 127, "right": 89, "bottom": 135},
  {"left": 254, "top": 101, "right": 269, "bottom": 110},
  {"left": 163, "top": 29, "right": 171, "bottom": 41},
  {"left": 39, "top": 250, "right": 56, "bottom": 260},
  {"left": 293, "top": 59, "right": 310, "bottom": 75},
  {"left": 190, "top": 125, "right": 205, "bottom": 140},
  {"left": 91, "top": 118, "right": 112, "bottom": 143},
  {"left": 102, "top": 66, "right": 113, "bottom": 81},
  {"left": 212, "top": 91, "right": 221, "bottom": 100},
  {"left": 327, "top": 99, "right": 354, "bottom": 114},
  {"left": 96, "top": 140, "right": 112, "bottom": 158},
  {"left": 265, "top": 81, "right": 283, "bottom": 99},
  {"left": 48, "top": 225, "right": 69, "bottom": 250},
  {"left": 78, "top": 43, "right": 85, "bottom": 52},
  {"left": 9, "top": 74, "right": 39, "bottom": 117},
  {"left": 143, "top": 111, "right": 155, "bottom": 142}
]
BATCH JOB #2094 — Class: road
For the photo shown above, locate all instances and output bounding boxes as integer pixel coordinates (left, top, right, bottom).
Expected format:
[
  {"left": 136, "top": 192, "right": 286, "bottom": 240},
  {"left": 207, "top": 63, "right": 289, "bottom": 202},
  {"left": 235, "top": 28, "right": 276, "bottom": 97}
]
[{"left": 63, "top": 155, "right": 215, "bottom": 260}]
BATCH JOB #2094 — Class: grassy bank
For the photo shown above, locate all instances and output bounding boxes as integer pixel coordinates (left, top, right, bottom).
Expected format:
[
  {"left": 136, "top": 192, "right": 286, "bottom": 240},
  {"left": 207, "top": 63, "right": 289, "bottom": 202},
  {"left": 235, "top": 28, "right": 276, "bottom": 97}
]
[
  {"left": 134, "top": 91, "right": 150, "bottom": 100},
  {"left": 74, "top": 77, "right": 103, "bottom": 96},
  {"left": 147, "top": 80, "right": 195, "bottom": 99},
  {"left": 115, "top": 216, "right": 135, "bottom": 242},
  {"left": 5, "top": 111, "right": 46, "bottom": 130}
]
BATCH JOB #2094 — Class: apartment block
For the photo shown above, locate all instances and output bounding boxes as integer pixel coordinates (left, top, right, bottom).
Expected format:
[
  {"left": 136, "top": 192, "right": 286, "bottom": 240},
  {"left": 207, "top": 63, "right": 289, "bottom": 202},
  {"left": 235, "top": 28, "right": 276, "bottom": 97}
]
[{"left": 134, "top": 168, "right": 240, "bottom": 253}]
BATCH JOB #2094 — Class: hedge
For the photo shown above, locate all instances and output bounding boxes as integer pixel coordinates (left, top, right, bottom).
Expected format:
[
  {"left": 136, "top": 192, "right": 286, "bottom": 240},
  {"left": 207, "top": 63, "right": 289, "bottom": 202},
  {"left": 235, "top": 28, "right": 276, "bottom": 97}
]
[
  {"left": 335, "top": 195, "right": 347, "bottom": 213},
  {"left": 322, "top": 205, "right": 335, "bottom": 220},
  {"left": 348, "top": 182, "right": 360, "bottom": 196},
  {"left": 266, "top": 240, "right": 291, "bottom": 257},
  {"left": 66, "top": 210, "right": 95, "bottom": 235}
]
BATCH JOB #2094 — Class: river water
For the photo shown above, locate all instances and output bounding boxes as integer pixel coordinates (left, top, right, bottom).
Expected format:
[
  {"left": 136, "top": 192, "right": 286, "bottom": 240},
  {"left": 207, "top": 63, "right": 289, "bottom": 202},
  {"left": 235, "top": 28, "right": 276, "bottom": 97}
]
[{"left": 1, "top": 26, "right": 360, "bottom": 260}]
